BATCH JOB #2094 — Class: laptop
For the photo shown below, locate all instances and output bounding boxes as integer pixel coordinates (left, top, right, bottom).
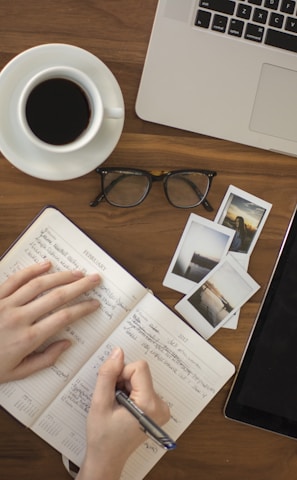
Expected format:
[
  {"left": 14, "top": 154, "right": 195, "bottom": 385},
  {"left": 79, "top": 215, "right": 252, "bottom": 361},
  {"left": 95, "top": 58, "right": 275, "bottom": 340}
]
[{"left": 136, "top": 0, "right": 297, "bottom": 158}]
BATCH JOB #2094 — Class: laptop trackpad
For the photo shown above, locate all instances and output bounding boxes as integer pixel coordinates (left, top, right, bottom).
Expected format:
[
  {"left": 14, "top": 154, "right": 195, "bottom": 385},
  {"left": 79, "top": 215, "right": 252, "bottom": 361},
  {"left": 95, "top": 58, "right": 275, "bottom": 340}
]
[{"left": 250, "top": 63, "right": 297, "bottom": 143}]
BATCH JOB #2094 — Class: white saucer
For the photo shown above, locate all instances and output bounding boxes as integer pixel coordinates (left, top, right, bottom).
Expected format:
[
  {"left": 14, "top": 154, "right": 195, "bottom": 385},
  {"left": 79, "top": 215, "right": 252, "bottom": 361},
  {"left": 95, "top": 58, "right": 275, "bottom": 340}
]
[{"left": 0, "top": 44, "right": 125, "bottom": 180}]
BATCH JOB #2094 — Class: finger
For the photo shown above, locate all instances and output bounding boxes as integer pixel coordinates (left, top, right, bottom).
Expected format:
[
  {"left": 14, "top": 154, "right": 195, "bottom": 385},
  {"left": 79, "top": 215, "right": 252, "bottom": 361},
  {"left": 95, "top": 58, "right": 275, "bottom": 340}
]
[
  {"left": 119, "top": 361, "right": 170, "bottom": 424},
  {"left": 3, "top": 340, "right": 71, "bottom": 382},
  {"left": 20, "top": 272, "right": 101, "bottom": 322},
  {"left": 119, "top": 359, "right": 154, "bottom": 397},
  {"left": 31, "top": 297, "right": 100, "bottom": 345},
  {"left": 0, "top": 261, "right": 52, "bottom": 300},
  {"left": 7, "top": 270, "right": 96, "bottom": 307},
  {"left": 92, "top": 347, "right": 125, "bottom": 411}
]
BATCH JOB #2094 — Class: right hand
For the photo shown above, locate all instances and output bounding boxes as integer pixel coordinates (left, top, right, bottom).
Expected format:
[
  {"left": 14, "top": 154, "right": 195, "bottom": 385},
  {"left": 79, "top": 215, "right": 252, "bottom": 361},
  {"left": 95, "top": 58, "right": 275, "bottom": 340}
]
[{"left": 78, "top": 347, "right": 171, "bottom": 480}]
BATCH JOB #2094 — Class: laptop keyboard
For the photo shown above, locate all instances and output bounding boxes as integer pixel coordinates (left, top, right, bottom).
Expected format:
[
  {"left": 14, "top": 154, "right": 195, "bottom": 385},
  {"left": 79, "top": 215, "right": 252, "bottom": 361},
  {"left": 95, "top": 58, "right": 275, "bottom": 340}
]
[{"left": 195, "top": 0, "right": 297, "bottom": 53}]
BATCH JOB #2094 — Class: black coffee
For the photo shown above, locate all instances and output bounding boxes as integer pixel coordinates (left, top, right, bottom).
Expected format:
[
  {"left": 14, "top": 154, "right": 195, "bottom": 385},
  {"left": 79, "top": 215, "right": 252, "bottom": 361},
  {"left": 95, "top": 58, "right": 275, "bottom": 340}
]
[{"left": 25, "top": 78, "right": 91, "bottom": 145}]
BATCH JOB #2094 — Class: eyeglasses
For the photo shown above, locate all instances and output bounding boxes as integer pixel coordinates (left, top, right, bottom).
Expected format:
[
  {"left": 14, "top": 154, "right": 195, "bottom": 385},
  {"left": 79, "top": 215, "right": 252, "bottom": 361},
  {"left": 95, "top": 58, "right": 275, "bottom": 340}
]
[{"left": 90, "top": 168, "right": 217, "bottom": 211}]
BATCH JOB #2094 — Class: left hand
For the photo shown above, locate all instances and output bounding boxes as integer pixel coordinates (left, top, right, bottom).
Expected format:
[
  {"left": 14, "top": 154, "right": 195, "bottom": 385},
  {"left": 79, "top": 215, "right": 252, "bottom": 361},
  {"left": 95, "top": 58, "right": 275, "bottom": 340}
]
[{"left": 0, "top": 261, "right": 101, "bottom": 382}]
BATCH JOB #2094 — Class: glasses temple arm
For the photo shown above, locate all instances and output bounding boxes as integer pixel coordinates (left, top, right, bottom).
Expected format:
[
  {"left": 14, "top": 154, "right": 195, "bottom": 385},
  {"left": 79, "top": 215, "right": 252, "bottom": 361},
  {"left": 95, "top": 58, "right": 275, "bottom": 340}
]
[
  {"left": 177, "top": 177, "right": 214, "bottom": 211},
  {"left": 89, "top": 191, "right": 105, "bottom": 207},
  {"left": 201, "top": 197, "right": 214, "bottom": 212}
]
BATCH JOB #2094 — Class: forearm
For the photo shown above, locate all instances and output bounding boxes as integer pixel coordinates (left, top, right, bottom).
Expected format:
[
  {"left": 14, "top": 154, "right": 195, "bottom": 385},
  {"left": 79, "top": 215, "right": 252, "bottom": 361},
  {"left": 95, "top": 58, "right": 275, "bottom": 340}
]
[{"left": 76, "top": 452, "right": 126, "bottom": 480}]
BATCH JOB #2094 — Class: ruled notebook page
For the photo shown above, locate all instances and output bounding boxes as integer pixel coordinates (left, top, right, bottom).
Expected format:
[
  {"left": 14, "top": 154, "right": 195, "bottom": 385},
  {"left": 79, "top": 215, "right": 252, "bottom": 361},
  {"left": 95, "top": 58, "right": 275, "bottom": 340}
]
[
  {"left": 32, "top": 292, "right": 235, "bottom": 479},
  {"left": 0, "top": 207, "right": 147, "bottom": 426}
]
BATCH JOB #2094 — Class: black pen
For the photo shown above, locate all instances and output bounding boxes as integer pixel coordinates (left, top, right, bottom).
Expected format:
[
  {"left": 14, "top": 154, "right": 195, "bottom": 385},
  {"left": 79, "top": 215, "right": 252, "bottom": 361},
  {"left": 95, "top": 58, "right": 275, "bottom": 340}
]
[{"left": 115, "top": 389, "right": 176, "bottom": 451}]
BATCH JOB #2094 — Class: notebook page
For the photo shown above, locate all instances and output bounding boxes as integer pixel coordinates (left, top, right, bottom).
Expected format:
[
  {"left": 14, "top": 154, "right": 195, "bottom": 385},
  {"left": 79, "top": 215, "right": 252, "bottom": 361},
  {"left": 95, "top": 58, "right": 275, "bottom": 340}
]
[
  {"left": 0, "top": 207, "right": 147, "bottom": 426},
  {"left": 32, "top": 292, "right": 235, "bottom": 479}
]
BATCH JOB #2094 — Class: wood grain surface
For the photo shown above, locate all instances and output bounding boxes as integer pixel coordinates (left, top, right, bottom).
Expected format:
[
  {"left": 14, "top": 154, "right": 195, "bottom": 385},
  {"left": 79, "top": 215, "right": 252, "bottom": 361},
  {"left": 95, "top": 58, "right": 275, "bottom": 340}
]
[{"left": 0, "top": 1, "right": 297, "bottom": 479}]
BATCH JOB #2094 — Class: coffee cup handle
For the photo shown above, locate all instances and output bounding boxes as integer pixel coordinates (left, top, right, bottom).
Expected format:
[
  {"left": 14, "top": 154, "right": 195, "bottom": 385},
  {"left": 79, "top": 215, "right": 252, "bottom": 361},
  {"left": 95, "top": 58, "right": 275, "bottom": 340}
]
[{"left": 104, "top": 106, "right": 124, "bottom": 119}]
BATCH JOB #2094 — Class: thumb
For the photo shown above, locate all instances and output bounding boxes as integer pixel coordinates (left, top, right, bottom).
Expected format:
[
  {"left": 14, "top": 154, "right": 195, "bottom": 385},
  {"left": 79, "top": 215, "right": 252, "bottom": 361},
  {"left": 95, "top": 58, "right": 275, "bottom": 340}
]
[{"left": 93, "top": 347, "right": 125, "bottom": 410}]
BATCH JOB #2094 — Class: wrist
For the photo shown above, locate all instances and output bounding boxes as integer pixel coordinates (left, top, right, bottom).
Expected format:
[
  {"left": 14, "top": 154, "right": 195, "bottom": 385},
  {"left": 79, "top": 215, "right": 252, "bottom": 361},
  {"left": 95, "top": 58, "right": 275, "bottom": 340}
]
[
  {"left": 77, "top": 465, "right": 123, "bottom": 480},
  {"left": 76, "top": 451, "right": 127, "bottom": 480}
]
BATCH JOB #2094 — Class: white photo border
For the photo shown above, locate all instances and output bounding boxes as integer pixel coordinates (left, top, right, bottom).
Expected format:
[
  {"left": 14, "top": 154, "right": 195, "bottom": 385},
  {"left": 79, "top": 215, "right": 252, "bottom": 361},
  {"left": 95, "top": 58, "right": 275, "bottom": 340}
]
[
  {"left": 175, "top": 254, "right": 260, "bottom": 340},
  {"left": 163, "top": 213, "right": 234, "bottom": 295},
  {"left": 214, "top": 185, "right": 272, "bottom": 256}
]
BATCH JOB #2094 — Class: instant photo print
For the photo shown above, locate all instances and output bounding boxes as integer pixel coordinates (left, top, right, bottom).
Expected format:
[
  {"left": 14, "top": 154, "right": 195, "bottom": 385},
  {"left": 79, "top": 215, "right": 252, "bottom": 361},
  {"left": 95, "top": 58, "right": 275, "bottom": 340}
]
[
  {"left": 163, "top": 214, "right": 234, "bottom": 295},
  {"left": 215, "top": 185, "right": 272, "bottom": 258},
  {"left": 215, "top": 186, "right": 272, "bottom": 330},
  {"left": 175, "top": 255, "right": 260, "bottom": 340}
]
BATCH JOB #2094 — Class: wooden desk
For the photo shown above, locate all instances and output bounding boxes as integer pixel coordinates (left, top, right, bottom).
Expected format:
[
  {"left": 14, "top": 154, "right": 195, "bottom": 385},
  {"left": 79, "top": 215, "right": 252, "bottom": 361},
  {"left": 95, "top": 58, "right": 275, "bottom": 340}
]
[{"left": 0, "top": 1, "right": 296, "bottom": 479}]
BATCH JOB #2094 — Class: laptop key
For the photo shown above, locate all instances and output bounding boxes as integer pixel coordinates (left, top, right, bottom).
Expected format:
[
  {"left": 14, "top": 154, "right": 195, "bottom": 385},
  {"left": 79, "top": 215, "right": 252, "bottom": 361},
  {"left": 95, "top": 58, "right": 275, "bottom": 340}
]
[
  {"left": 285, "top": 16, "right": 297, "bottom": 33},
  {"left": 280, "top": 0, "right": 296, "bottom": 14},
  {"left": 199, "top": 0, "right": 235, "bottom": 15},
  {"left": 265, "top": 27, "right": 297, "bottom": 51},
  {"left": 253, "top": 8, "right": 268, "bottom": 23},
  {"left": 264, "top": 0, "right": 279, "bottom": 9},
  {"left": 212, "top": 14, "right": 228, "bottom": 32},
  {"left": 237, "top": 3, "right": 252, "bottom": 19},
  {"left": 195, "top": 10, "right": 212, "bottom": 28},
  {"left": 228, "top": 18, "right": 245, "bottom": 36},
  {"left": 269, "top": 12, "right": 284, "bottom": 28},
  {"left": 245, "top": 23, "right": 265, "bottom": 41}
]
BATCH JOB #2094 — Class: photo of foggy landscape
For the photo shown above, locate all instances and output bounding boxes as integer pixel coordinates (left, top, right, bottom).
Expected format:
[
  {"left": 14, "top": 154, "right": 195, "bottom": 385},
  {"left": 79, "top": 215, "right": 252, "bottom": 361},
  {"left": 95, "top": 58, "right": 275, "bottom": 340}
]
[
  {"left": 188, "top": 281, "right": 234, "bottom": 327},
  {"left": 172, "top": 221, "right": 232, "bottom": 283},
  {"left": 184, "top": 253, "right": 218, "bottom": 283}
]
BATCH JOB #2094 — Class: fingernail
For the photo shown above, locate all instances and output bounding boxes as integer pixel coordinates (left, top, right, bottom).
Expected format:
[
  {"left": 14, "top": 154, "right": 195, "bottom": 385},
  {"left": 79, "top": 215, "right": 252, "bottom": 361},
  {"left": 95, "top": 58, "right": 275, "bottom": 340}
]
[
  {"left": 40, "top": 260, "right": 51, "bottom": 267},
  {"left": 110, "top": 347, "right": 122, "bottom": 359},
  {"left": 62, "top": 340, "right": 72, "bottom": 351},
  {"left": 88, "top": 273, "right": 101, "bottom": 283},
  {"left": 90, "top": 299, "right": 100, "bottom": 309}
]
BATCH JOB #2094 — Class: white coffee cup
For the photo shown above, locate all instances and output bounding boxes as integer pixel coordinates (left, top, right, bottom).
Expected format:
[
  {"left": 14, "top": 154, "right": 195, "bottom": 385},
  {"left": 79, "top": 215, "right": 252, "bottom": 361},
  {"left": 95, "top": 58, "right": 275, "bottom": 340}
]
[{"left": 18, "top": 65, "right": 124, "bottom": 154}]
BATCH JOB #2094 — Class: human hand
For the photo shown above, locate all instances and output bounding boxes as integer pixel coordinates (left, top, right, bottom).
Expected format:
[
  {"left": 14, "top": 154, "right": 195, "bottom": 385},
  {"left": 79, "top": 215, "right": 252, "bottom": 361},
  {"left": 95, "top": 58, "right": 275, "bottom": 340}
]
[
  {"left": 78, "top": 347, "right": 170, "bottom": 480},
  {"left": 0, "top": 261, "right": 100, "bottom": 383}
]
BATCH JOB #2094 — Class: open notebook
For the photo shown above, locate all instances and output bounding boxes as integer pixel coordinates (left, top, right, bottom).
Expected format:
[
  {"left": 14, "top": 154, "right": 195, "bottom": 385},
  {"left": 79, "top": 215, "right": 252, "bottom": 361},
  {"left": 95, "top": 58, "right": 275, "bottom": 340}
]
[{"left": 0, "top": 206, "right": 235, "bottom": 480}]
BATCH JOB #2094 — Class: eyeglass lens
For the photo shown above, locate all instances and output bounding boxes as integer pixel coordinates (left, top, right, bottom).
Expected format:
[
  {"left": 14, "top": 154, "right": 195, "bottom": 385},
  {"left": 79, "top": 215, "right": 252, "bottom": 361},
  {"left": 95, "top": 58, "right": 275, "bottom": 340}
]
[
  {"left": 165, "top": 172, "right": 210, "bottom": 208},
  {"left": 102, "top": 170, "right": 211, "bottom": 208},
  {"left": 103, "top": 171, "right": 150, "bottom": 207}
]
